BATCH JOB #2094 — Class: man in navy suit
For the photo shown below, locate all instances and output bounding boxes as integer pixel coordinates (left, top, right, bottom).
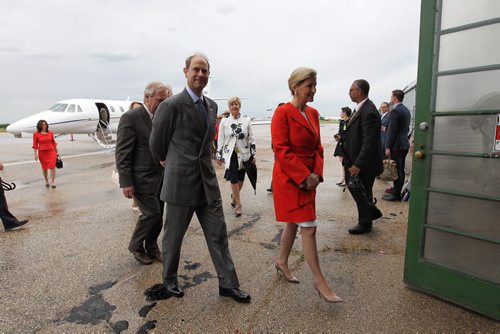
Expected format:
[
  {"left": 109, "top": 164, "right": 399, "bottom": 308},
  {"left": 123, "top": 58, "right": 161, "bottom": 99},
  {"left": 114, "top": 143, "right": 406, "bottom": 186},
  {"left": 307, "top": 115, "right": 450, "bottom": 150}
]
[
  {"left": 1, "top": 161, "right": 28, "bottom": 231},
  {"left": 380, "top": 102, "right": 390, "bottom": 161},
  {"left": 343, "top": 79, "right": 383, "bottom": 234},
  {"left": 383, "top": 89, "right": 411, "bottom": 201}
]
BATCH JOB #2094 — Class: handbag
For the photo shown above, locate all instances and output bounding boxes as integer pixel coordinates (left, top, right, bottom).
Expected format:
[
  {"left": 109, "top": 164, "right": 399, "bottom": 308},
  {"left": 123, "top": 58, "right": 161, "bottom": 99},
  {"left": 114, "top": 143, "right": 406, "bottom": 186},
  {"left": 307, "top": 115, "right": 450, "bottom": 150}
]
[
  {"left": 347, "top": 175, "right": 383, "bottom": 220},
  {"left": 379, "top": 159, "right": 398, "bottom": 181},
  {"left": 56, "top": 155, "right": 63, "bottom": 169}
]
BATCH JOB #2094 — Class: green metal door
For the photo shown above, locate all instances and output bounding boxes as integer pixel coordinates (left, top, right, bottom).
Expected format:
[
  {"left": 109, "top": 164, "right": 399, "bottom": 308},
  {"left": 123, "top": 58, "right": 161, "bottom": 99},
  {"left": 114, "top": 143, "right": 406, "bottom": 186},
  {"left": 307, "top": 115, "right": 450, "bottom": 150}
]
[{"left": 404, "top": 0, "right": 500, "bottom": 320}]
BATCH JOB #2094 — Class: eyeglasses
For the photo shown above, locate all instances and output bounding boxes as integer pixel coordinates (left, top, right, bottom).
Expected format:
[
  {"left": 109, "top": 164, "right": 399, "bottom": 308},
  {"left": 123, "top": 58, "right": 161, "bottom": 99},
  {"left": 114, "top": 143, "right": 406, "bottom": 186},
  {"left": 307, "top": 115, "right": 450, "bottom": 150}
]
[{"left": 349, "top": 88, "right": 360, "bottom": 93}]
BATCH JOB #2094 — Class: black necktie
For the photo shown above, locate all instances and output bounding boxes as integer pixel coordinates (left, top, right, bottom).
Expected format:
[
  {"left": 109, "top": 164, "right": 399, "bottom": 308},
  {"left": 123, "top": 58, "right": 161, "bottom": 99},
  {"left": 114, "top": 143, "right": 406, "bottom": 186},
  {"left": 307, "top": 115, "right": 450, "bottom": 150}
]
[{"left": 196, "top": 99, "right": 208, "bottom": 127}]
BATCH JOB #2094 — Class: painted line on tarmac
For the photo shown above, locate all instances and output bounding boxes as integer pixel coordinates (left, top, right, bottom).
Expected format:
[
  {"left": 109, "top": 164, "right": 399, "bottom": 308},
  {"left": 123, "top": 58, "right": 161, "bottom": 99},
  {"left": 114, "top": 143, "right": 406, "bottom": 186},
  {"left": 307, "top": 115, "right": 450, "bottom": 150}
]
[{"left": 4, "top": 150, "right": 111, "bottom": 166}]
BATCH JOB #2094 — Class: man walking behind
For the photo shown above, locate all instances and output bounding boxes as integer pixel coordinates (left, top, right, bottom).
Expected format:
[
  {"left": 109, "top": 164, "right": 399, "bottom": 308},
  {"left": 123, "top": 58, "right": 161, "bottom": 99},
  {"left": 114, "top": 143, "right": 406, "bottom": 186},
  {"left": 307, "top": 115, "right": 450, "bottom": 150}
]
[{"left": 116, "top": 81, "right": 169, "bottom": 265}]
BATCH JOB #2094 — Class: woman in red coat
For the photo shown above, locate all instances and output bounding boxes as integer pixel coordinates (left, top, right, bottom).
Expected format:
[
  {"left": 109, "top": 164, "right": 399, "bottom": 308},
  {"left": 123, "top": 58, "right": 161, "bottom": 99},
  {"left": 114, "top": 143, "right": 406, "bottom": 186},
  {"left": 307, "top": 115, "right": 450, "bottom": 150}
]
[
  {"left": 271, "top": 67, "right": 342, "bottom": 303},
  {"left": 32, "top": 119, "right": 58, "bottom": 188}
]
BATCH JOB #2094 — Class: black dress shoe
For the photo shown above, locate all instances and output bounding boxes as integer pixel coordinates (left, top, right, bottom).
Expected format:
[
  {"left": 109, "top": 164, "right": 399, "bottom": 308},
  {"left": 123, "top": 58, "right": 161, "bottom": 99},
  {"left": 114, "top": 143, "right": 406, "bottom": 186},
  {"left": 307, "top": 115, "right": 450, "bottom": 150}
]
[
  {"left": 147, "top": 249, "right": 163, "bottom": 263},
  {"left": 166, "top": 282, "right": 184, "bottom": 298},
  {"left": 219, "top": 287, "right": 251, "bottom": 303},
  {"left": 382, "top": 193, "right": 401, "bottom": 201},
  {"left": 4, "top": 220, "right": 29, "bottom": 231},
  {"left": 131, "top": 251, "right": 153, "bottom": 265},
  {"left": 348, "top": 224, "right": 372, "bottom": 235}
]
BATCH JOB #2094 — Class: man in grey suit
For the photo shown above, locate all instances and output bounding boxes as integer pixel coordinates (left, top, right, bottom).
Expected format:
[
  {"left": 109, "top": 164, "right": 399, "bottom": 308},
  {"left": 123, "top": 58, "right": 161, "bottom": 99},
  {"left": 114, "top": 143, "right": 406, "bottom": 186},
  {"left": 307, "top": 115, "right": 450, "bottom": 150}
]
[
  {"left": 150, "top": 53, "right": 250, "bottom": 303},
  {"left": 344, "top": 79, "right": 383, "bottom": 234},
  {"left": 115, "top": 81, "right": 169, "bottom": 265},
  {"left": 383, "top": 89, "right": 411, "bottom": 201}
]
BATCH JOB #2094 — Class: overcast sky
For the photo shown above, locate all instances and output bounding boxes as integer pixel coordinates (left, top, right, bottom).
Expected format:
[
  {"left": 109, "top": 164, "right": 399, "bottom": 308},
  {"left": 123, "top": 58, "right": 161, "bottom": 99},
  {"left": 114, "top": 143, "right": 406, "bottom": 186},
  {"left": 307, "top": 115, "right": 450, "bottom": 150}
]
[{"left": 0, "top": 0, "right": 420, "bottom": 124}]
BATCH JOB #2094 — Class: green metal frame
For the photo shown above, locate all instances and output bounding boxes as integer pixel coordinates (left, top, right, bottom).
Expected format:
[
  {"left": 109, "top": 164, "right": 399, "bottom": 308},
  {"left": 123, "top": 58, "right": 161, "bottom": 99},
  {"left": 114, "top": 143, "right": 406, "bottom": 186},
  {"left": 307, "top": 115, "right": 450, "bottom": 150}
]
[{"left": 404, "top": 0, "right": 500, "bottom": 321}]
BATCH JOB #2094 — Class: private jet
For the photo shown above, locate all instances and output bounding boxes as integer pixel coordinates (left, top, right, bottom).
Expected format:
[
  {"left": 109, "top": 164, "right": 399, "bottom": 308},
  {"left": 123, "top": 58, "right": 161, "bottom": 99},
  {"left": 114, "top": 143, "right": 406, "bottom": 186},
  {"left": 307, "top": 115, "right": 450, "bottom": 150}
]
[
  {"left": 6, "top": 99, "right": 131, "bottom": 148},
  {"left": 6, "top": 81, "right": 253, "bottom": 148}
]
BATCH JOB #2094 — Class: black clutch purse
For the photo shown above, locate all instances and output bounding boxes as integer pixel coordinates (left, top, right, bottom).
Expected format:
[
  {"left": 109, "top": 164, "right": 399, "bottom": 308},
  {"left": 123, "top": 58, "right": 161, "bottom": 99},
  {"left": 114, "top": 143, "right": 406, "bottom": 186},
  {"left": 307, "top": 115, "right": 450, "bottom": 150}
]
[{"left": 56, "top": 155, "right": 63, "bottom": 169}]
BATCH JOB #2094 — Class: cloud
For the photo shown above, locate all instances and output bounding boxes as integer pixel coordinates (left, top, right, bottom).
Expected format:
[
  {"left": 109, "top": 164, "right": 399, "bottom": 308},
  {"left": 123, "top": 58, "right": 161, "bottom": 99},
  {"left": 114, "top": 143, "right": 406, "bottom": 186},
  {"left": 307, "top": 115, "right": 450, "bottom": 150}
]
[
  {"left": 0, "top": 0, "right": 421, "bottom": 124},
  {"left": 23, "top": 53, "right": 63, "bottom": 60},
  {"left": 89, "top": 51, "right": 140, "bottom": 62},
  {"left": 215, "top": 4, "right": 237, "bottom": 15},
  {"left": 0, "top": 46, "right": 22, "bottom": 54}
]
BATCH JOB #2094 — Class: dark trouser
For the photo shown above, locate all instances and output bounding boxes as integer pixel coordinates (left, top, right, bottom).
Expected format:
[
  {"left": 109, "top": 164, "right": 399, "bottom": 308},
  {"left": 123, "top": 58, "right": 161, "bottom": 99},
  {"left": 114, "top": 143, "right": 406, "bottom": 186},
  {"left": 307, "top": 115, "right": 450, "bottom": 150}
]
[
  {"left": 162, "top": 199, "right": 239, "bottom": 289},
  {"left": 128, "top": 192, "right": 164, "bottom": 254},
  {"left": 0, "top": 186, "right": 19, "bottom": 229},
  {"left": 345, "top": 168, "right": 376, "bottom": 227},
  {"left": 391, "top": 149, "right": 409, "bottom": 198}
]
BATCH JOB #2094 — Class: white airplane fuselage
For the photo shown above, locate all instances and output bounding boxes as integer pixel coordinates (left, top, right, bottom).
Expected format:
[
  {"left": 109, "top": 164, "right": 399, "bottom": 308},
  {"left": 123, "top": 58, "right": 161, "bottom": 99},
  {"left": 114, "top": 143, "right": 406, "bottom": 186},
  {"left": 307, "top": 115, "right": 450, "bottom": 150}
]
[{"left": 6, "top": 98, "right": 131, "bottom": 137}]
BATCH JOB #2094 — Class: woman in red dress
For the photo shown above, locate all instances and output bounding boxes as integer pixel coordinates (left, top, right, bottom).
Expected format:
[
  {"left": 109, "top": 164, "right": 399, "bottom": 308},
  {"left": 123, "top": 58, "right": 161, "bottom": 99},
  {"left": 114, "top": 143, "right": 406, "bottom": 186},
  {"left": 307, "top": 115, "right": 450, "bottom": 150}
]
[
  {"left": 32, "top": 119, "right": 58, "bottom": 188},
  {"left": 271, "top": 67, "right": 342, "bottom": 303}
]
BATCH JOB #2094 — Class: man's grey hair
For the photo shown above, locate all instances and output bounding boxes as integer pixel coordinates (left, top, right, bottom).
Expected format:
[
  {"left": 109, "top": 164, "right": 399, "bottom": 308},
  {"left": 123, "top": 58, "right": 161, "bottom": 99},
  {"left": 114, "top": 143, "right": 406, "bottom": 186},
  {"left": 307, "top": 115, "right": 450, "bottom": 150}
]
[
  {"left": 144, "top": 81, "right": 168, "bottom": 97},
  {"left": 185, "top": 52, "right": 210, "bottom": 70}
]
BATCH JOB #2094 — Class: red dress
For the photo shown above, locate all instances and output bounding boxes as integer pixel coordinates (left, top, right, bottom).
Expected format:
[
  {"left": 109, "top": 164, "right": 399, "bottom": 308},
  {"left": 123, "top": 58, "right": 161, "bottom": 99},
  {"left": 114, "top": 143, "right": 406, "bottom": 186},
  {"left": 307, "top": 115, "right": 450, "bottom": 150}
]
[
  {"left": 271, "top": 103, "right": 324, "bottom": 222},
  {"left": 32, "top": 131, "right": 57, "bottom": 170}
]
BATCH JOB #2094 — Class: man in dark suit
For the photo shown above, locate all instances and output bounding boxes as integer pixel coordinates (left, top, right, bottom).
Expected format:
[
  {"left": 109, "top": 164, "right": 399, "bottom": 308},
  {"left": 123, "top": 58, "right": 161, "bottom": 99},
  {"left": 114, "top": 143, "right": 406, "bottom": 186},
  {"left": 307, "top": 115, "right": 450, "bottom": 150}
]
[
  {"left": 1, "top": 161, "right": 29, "bottom": 231},
  {"left": 115, "top": 81, "right": 169, "bottom": 265},
  {"left": 343, "top": 79, "right": 383, "bottom": 234},
  {"left": 383, "top": 89, "right": 411, "bottom": 201},
  {"left": 150, "top": 53, "right": 250, "bottom": 303},
  {"left": 380, "top": 102, "right": 390, "bottom": 160}
]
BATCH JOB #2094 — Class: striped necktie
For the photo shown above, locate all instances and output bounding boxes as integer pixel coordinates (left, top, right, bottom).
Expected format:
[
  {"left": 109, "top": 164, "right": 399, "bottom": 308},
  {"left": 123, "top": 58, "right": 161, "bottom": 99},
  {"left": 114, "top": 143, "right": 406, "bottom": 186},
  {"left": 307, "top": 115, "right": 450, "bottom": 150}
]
[{"left": 196, "top": 98, "right": 208, "bottom": 127}]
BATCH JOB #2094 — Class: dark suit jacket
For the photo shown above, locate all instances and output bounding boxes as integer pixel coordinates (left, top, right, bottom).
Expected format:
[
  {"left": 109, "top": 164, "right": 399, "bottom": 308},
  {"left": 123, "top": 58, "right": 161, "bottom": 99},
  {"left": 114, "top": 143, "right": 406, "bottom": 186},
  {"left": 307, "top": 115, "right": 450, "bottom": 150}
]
[
  {"left": 333, "top": 118, "right": 348, "bottom": 157},
  {"left": 385, "top": 103, "right": 411, "bottom": 152},
  {"left": 380, "top": 111, "right": 390, "bottom": 147},
  {"left": 343, "top": 98, "right": 383, "bottom": 177},
  {"left": 149, "top": 88, "right": 220, "bottom": 206},
  {"left": 115, "top": 106, "right": 163, "bottom": 194}
]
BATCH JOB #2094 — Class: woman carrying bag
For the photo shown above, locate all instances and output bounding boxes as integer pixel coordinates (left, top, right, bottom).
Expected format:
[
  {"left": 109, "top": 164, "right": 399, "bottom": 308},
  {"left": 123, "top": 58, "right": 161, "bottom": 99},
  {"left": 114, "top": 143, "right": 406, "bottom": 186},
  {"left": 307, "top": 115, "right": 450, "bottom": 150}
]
[
  {"left": 32, "top": 119, "right": 58, "bottom": 188},
  {"left": 216, "top": 97, "right": 256, "bottom": 217}
]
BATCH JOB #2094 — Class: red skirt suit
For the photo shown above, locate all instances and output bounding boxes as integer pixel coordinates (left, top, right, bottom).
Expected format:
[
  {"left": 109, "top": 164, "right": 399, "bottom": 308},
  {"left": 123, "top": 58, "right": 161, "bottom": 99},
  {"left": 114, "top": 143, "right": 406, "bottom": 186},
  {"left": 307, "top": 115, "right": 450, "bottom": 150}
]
[
  {"left": 271, "top": 103, "right": 324, "bottom": 223},
  {"left": 32, "top": 131, "right": 57, "bottom": 170}
]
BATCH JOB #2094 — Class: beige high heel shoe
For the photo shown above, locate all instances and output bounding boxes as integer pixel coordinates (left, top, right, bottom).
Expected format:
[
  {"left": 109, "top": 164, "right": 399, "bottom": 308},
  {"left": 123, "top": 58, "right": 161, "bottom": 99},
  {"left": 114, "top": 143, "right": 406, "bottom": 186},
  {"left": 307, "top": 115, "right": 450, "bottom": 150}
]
[
  {"left": 313, "top": 282, "right": 343, "bottom": 303},
  {"left": 275, "top": 262, "right": 299, "bottom": 283}
]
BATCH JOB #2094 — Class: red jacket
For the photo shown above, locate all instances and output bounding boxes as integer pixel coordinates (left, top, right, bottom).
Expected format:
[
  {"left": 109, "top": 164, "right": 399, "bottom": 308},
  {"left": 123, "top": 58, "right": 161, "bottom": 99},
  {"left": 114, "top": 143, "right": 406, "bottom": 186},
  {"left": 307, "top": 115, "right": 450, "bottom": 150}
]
[
  {"left": 271, "top": 103, "right": 323, "bottom": 222},
  {"left": 32, "top": 131, "right": 57, "bottom": 151}
]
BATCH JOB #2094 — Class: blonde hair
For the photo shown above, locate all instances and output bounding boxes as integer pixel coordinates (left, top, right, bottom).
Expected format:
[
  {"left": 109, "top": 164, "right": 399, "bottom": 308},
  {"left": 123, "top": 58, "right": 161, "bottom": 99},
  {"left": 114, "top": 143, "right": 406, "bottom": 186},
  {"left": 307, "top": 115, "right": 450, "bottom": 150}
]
[
  {"left": 227, "top": 96, "right": 241, "bottom": 107},
  {"left": 144, "top": 81, "right": 168, "bottom": 98},
  {"left": 288, "top": 67, "right": 317, "bottom": 96}
]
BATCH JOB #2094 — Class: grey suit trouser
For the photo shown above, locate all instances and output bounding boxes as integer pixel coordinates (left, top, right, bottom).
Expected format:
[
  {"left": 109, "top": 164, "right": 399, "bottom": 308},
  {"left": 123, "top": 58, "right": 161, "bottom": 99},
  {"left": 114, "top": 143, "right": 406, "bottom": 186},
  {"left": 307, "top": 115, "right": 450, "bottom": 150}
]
[
  {"left": 162, "top": 199, "right": 240, "bottom": 289},
  {"left": 128, "top": 192, "right": 164, "bottom": 254}
]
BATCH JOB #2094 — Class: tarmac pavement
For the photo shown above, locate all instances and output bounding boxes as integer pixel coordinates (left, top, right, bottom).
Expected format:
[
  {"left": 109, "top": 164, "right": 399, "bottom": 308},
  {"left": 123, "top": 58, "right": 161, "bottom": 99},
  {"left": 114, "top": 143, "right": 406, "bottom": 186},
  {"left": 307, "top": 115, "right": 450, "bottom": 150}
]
[{"left": 0, "top": 129, "right": 498, "bottom": 333}]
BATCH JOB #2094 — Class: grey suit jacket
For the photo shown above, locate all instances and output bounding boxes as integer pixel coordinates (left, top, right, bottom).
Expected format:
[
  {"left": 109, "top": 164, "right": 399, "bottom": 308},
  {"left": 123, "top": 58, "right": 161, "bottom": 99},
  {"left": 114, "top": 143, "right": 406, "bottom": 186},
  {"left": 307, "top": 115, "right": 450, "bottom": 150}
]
[
  {"left": 149, "top": 88, "right": 220, "bottom": 206},
  {"left": 115, "top": 106, "right": 163, "bottom": 194},
  {"left": 385, "top": 103, "right": 411, "bottom": 152}
]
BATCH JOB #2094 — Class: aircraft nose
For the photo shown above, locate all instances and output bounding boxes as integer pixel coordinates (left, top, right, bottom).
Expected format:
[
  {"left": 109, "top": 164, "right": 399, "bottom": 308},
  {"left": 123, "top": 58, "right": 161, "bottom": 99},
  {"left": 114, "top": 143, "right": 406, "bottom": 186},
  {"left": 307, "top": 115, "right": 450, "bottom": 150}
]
[
  {"left": 6, "top": 123, "right": 15, "bottom": 133},
  {"left": 6, "top": 121, "right": 23, "bottom": 135}
]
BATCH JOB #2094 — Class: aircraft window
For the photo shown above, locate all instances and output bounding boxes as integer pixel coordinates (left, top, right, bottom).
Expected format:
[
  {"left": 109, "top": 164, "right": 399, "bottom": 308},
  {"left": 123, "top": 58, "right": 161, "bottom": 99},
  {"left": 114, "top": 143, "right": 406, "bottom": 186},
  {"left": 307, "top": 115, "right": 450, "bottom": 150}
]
[
  {"left": 110, "top": 106, "right": 115, "bottom": 113},
  {"left": 77, "top": 105, "right": 83, "bottom": 112},
  {"left": 50, "top": 103, "right": 68, "bottom": 112},
  {"left": 67, "top": 104, "right": 75, "bottom": 113},
  {"left": 119, "top": 106, "right": 124, "bottom": 113}
]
